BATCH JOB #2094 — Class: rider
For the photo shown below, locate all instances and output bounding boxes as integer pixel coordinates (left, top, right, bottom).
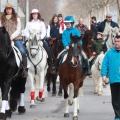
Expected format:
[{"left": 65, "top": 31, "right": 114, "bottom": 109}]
[
  {"left": 24, "top": 9, "right": 54, "bottom": 67},
  {"left": 0, "top": 3, "right": 27, "bottom": 78},
  {"left": 53, "top": 16, "right": 91, "bottom": 75}
]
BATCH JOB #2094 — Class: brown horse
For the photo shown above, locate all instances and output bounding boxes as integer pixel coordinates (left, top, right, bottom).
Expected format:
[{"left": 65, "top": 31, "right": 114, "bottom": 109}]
[
  {"left": 46, "top": 34, "right": 64, "bottom": 96},
  {"left": 82, "top": 30, "right": 96, "bottom": 59},
  {"left": 58, "top": 34, "right": 85, "bottom": 120}
]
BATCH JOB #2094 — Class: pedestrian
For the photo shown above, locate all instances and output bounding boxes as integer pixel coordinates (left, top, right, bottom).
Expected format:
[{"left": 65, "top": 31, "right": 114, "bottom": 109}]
[
  {"left": 24, "top": 9, "right": 54, "bottom": 67},
  {"left": 101, "top": 35, "right": 120, "bottom": 120},
  {"left": 75, "top": 18, "right": 89, "bottom": 35},
  {"left": 0, "top": 3, "right": 28, "bottom": 77}
]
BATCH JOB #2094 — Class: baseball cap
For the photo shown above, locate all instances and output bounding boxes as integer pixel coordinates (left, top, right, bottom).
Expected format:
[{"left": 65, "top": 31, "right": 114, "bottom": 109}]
[{"left": 31, "top": 9, "right": 39, "bottom": 13}]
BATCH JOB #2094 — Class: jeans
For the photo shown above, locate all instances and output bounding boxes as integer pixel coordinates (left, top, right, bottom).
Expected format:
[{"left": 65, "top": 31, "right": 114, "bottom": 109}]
[{"left": 14, "top": 40, "right": 26, "bottom": 57}]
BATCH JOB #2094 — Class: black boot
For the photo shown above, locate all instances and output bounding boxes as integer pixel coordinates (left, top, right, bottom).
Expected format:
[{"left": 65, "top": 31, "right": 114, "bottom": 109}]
[
  {"left": 22, "top": 57, "right": 28, "bottom": 78},
  {"left": 84, "top": 58, "right": 91, "bottom": 75}
]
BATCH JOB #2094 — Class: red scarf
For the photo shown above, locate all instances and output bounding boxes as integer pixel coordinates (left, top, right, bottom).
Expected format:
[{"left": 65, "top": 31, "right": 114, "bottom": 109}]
[{"left": 60, "top": 20, "right": 64, "bottom": 31}]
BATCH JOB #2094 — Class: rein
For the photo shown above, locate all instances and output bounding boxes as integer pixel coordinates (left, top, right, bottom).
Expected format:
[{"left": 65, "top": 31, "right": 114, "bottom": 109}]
[{"left": 28, "top": 45, "right": 44, "bottom": 75}]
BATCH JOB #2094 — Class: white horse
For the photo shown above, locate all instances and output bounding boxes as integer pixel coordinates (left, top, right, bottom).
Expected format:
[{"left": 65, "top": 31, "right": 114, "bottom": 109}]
[
  {"left": 26, "top": 32, "right": 48, "bottom": 108},
  {"left": 106, "top": 27, "right": 120, "bottom": 50},
  {"left": 91, "top": 53, "right": 105, "bottom": 96}
]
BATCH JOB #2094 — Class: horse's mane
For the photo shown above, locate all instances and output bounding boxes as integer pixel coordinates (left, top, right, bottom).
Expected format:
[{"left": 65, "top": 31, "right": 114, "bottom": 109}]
[{"left": 82, "top": 30, "right": 95, "bottom": 45}]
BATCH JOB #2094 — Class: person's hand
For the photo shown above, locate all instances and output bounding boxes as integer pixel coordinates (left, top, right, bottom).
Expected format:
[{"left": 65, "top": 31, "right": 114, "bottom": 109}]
[
  {"left": 100, "top": 51, "right": 104, "bottom": 54},
  {"left": 92, "top": 52, "right": 96, "bottom": 55},
  {"left": 102, "top": 76, "right": 107, "bottom": 83},
  {"left": 10, "top": 36, "right": 14, "bottom": 41},
  {"left": 66, "top": 46, "right": 69, "bottom": 50}
]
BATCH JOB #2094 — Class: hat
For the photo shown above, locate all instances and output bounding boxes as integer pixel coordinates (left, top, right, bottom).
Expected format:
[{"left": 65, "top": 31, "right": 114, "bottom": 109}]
[
  {"left": 97, "top": 32, "right": 103, "bottom": 36},
  {"left": 31, "top": 9, "right": 39, "bottom": 13},
  {"left": 5, "top": 3, "right": 13, "bottom": 8},
  {"left": 106, "top": 13, "right": 112, "bottom": 17},
  {"left": 91, "top": 16, "right": 96, "bottom": 20}
]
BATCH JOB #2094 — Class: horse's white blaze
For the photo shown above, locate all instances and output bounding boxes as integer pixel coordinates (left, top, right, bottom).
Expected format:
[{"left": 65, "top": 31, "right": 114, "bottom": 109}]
[{"left": 91, "top": 53, "right": 105, "bottom": 95}]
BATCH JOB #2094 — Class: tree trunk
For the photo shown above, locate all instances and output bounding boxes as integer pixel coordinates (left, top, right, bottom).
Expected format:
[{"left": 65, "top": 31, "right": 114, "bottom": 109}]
[{"left": 117, "top": 0, "right": 120, "bottom": 26}]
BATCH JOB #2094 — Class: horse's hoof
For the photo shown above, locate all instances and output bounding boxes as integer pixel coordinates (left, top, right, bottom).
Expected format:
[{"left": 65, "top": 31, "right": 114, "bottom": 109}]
[
  {"left": 52, "top": 91, "right": 56, "bottom": 96},
  {"left": 0, "top": 113, "right": 6, "bottom": 120},
  {"left": 30, "top": 104, "right": 35, "bottom": 108},
  {"left": 73, "top": 116, "right": 78, "bottom": 120},
  {"left": 9, "top": 99, "right": 17, "bottom": 112},
  {"left": 18, "top": 106, "right": 26, "bottom": 114},
  {"left": 47, "top": 87, "right": 51, "bottom": 92},
  {"left": 68, "top": 100, "right": 73, "bottom": 105},
  {"left": 36, "top": 96, "right": 45, "bottom": 102},
  {"left": 64, "top": 113, "right": 69, "bottom": 117},
  {"left": 58, "top": 91, "right": 62, "bottom": 96},
  {"left": 5, "top": 109, "right": 12, "bottom": 118}
]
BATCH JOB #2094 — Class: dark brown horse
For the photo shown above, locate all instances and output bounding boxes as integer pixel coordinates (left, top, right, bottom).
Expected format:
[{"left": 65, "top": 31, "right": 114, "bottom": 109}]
[
  {"left": 58, "top": 34, "right": 84, "bottom": 120},
  {"left": 82, "top": 30, "right": 96, "bottom": 59},
  {"left": 46, "top": 34, "right": 64, "bottom": 96}
]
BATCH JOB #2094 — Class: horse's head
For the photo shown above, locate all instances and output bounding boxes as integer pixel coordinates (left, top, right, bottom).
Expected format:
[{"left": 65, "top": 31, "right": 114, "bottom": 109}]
[
  {"left": 0, "top": 27, "right": 11, "bottom": 62},
  {"left": 29, "top": 32, "right": 40, "bottom": 58},
  {"left": 68, "top": 33, "right": 82, "bottom": 67}
]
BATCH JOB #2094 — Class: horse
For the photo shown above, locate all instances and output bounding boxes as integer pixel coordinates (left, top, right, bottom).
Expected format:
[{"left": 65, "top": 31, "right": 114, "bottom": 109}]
[
  {"left": 91, "top": 53, "right": 105, "bottom": 96},
  {"left": 0, "top": 27, "right": 26, "bottom": 120},
  {"left": 58, "top": 34, "right": 86, "bottom": 120},
  {"left": 26, "top": 31, "right": 48, "bottom": 108},
  {"left": 82, "top": 30, "right": 96, "bottom": 59},
  {"left": 46, "top": 34, "right": 64, "bottom": 96},
  {"left": 105, "top": 27, "right": 120, "bottom": 50}
]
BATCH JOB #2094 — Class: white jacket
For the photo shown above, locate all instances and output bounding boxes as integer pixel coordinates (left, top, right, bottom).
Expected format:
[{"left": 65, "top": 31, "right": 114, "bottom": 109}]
[{"left": 24, "top": 19, "right": 46, "bottom": 39}]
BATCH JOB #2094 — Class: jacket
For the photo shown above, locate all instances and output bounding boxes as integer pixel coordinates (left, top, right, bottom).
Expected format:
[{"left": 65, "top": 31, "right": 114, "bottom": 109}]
[
  {"left": 62, "top": 27, "right": 81, "bottom": 48},
  {"left": 101, "top": 47, "right": 120, "bottom": 84}
]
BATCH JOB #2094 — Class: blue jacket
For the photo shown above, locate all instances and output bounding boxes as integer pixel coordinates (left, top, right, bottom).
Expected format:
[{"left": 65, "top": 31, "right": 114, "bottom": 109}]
[
  {"left": 97, "top": 20, "right": 119, "bottom": 32},
  {"left": 101, "top": 47, "right": 120, "bottom": 84},
  {"left": 62, "top": 27, "right": 81, "bottom": 48}
]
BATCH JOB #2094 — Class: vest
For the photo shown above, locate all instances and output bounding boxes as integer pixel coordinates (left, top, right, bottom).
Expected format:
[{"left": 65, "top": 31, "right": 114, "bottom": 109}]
[
  {"left": 5, "top": 19, "right": 22, "bottom": 40},
  {"left": 50, "top": 24, "right": 60, "bottom": 38}
]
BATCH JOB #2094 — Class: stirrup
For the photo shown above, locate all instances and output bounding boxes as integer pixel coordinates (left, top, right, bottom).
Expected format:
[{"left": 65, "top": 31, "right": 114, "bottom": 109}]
[{"left": 22, "top": 69, "right": 28, "bottom": 78}]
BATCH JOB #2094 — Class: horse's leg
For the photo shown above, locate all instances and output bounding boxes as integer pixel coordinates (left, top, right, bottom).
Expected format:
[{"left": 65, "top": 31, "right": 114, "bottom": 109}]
[
  {"left": 92, "top": 75, "right": 98, "bottom": 94},
  {"left": 18, "top": 76, "right": 27, "bottom": 114},
  {"left": 58, "top": 77, "right": 62, "bottom": 96},
  {"left": 64, "top": 87, "right": 69, "bottom": 117},
  {"left": 52, "top": 74, "right": 57, "bottom": 96},
  {"left": 28, "top": 71, "right": 35, "bottom": 108},
  {"left": 98, "top": 77, "right": 103, "bottom": 96},
  {"left": 68, "top": 83, "right": 74, "bottom": 105},
  {"left": 73, "top": 83, "right": 79, "bottom": 120},
  {"left": 0, "top": 79, "right": 12, "bottom": 119},
  {"left": 37, "top": 70, "right": 45, "bottom": 102},
  {"left": 46, "top": 71, "right": 51, "bottom": 92}
]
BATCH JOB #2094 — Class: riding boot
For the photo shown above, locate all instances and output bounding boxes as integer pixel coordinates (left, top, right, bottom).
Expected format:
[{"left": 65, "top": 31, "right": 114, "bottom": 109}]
[
  {"left": 22, "top": 57, "right": 28, "bottom": 78},
  {"left": 84, "top": 58, "right": 91, "bottom": 75}
]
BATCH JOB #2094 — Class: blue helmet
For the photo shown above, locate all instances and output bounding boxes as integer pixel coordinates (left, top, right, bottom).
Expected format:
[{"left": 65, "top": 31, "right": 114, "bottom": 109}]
[{"left": 64, "top": 16, "right": 75, "bottom": 23}]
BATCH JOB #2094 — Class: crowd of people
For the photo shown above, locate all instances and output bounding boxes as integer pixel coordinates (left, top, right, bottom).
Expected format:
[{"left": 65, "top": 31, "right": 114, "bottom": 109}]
[{"left": 0, "top": 2, "right": 120, "bottom": 120}]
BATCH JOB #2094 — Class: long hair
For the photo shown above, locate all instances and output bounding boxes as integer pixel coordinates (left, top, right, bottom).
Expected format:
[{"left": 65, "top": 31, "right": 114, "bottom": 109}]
[
  {"left": 1, "top": 8, "right": 18, "bottom": 26},
  {"left": 50, "top": 14, "right": 59, "bottom": 26},
  {"left": 29, "top": 13, "right": 41, "bottom": 22}
]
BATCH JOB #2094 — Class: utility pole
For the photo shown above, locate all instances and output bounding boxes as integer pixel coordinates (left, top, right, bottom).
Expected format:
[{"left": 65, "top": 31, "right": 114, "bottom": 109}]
[{"left": 26, "top": 0, "right": 29, "bottom": 24}]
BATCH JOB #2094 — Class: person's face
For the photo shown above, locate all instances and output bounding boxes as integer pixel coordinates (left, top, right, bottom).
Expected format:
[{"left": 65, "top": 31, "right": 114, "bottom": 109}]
[
  {"left": 6, "top": 7, "right": 12, "bottom": 15},
  {"left": 97, "top": 34, "right": 103, "bottom": 39},
  {"left": 106, "top": 16, "right": 112, "bottom": 22},
  {"left": 79, "top": 19, "right": 83, "bottom": 25},
  {"left": 58, "top": 16, "right": 63, "bottom": 22},
  {"left": 114, "top": 38, "right": 120, "bottom": 49},
  {"left": 53, "top": 17, "right": 58, "bottom": 23},
  {"left": 65, "top": 22, "right": 71, "bottom": 29},
  {"left": 32, "top": 13, "right": 38, "bottom": 20}
]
